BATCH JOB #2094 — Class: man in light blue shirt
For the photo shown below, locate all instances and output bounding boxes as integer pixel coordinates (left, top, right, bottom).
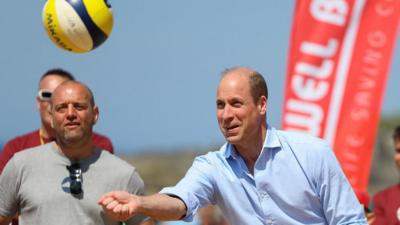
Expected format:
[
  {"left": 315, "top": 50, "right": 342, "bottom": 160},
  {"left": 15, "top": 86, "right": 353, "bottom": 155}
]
[{"left": 99, "top": 67, "right": 367, "bottom": 225}]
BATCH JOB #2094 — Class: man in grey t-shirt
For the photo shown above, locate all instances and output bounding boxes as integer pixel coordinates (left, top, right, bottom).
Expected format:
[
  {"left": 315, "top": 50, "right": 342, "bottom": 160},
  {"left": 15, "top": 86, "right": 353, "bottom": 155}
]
[{"left": 0, "top": 81, "right": 153, "bottom": 225}]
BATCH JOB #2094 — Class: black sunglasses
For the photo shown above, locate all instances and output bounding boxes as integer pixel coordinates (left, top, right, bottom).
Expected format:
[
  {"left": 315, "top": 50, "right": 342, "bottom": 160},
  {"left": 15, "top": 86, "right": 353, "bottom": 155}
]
[{"left": 66, "top": 163, "right": 83, "bottom": 195}]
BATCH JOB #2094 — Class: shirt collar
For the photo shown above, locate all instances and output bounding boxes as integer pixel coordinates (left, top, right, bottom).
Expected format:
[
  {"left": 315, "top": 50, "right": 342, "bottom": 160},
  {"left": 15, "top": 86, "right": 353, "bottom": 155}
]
[
  {"left": 223, "top": 143, "right": 238, "bottom": 159},
  {"left": 222, "top": 125, "right": 282, "bottom": 159},
  {"left": 264, "top": 126, "right": 281, "bottom": 149}
]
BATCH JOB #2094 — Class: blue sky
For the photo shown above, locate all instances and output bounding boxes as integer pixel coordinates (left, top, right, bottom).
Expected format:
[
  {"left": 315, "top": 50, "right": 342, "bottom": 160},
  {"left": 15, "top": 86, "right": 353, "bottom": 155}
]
[{"left": 1, "top": 1, "right": 399, "bottom": 154}]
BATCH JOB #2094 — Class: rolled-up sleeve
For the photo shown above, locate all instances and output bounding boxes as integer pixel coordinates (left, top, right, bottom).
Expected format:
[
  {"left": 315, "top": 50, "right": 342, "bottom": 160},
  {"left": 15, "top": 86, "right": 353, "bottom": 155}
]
[{"left": 160, "top": 155, "right": 215, "bottom": 222}]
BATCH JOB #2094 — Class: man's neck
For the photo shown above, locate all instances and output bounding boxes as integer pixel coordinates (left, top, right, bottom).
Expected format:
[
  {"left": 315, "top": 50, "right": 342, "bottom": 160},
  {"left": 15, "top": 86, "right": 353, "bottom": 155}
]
[
  {"left": 236, "top": 145, "right": 261, "bottom": 175},
  {"left": 56, "top": 140, "right": 96, "bottom": 161},
  {"left": 235, "top": 127, "right": 267, "bottom": 175}
]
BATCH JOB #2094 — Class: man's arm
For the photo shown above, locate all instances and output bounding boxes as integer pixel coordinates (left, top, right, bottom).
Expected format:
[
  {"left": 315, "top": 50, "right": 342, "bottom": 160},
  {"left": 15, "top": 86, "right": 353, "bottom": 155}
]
[
  {"left": 99, "top": 191, "right": 186, "bottom": 222},
  {"left": 0, "top": 158, "right": 20, "bottom": 225},
  {"left": 317, "top": 144, "right": 367, "bottom": 224},
  {"left": 0, "top": 215, "right": 12, "bottom": 225}
]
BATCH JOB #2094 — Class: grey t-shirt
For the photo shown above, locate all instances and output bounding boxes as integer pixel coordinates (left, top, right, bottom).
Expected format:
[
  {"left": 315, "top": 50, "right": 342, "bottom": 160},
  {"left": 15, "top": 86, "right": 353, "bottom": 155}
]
[{"left": 0, "top": 142, "right": 146, "bottom": 225}]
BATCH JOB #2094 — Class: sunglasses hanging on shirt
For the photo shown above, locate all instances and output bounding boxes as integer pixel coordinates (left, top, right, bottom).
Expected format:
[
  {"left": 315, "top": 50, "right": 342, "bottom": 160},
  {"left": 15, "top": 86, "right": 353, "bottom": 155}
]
[{"left": 66, "top": 163, "right": 83, "bottom": 195}]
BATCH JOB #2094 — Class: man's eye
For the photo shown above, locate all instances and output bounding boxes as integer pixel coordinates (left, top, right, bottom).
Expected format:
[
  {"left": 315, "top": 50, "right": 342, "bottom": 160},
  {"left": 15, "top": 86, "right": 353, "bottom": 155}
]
[
  {"left": 232, "top": 102, "right": 242, "bottom": 107},
  {"left": 74, "top": 104, "right": 87, "bottom": 110},
  {"left": 216, "top": 102, "right": 225, "bottom": 109},
  {"left": 55, "top": 105, "right": 67, "bottom": 112}
]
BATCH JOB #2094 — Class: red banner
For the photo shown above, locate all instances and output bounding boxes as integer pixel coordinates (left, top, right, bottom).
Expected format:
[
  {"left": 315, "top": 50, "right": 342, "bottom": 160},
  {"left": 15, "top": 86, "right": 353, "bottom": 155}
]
[{"left": 282, "top": 0, "right": 400, "bottom": 191}]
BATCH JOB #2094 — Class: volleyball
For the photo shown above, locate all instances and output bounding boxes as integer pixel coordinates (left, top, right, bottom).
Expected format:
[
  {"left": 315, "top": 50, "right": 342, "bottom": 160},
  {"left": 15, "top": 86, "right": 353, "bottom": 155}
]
[{"left": 42, "top": 0, "right": 113, "bottom": 53}]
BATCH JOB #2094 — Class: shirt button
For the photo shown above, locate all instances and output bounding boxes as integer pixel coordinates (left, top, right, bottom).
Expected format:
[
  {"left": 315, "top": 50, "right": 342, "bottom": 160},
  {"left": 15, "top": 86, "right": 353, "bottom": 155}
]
[{"left": 260, "top": 192, "right": 268, "bottom": 199}]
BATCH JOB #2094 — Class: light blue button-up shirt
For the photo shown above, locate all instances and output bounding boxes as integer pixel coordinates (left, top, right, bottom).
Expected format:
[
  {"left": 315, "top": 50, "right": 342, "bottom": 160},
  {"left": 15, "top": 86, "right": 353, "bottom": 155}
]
[{"left": 161, "top": 126, "right": 367, "bottom": 225}]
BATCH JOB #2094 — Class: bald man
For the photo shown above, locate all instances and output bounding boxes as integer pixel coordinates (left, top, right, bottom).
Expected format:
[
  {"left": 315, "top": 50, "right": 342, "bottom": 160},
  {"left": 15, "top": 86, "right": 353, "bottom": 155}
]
[
  {"left": 0, "top": 68, "right": 114, "bottom": 174},
  {"left": 99, "top": 67, "right": 367, "bottom": 225},
  {"left": 0, "top": 81, "right": 152, "bottom": 225}
]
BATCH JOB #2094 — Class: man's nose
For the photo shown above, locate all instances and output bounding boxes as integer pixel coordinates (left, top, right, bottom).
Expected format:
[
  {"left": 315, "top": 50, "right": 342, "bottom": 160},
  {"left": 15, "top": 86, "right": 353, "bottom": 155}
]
[
  {"left": 66, "top": 104, "right": 77, "bottom": 119},
  {"left": 222, "top": 106, "right": 233, "bottom": 120}
]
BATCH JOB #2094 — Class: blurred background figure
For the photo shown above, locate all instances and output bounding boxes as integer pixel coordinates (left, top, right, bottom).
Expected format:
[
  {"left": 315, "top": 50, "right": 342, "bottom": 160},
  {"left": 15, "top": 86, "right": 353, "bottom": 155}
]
[
  {"left": 355, "top": 189, "right": 375, "bottom": 224},
  {"left": 371, "top": 125, "right": 400, "bottom": 225}
]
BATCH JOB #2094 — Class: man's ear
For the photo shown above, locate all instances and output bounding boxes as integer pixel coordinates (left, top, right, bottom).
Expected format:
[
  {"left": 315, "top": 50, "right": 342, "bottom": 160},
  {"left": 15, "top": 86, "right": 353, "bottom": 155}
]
[
  {"left": 93, "top": 105, "right": 99, "bottom": 125},
  {"left": 259, "top": 96, "right": 267, "bottom": 115},
  {"left": 36, "top": 97, "right": 41, "bottom": 111}
]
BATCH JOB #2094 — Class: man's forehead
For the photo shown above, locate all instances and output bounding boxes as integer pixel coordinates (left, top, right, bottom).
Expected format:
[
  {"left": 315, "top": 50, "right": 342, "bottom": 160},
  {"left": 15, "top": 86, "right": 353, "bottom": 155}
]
[
  {"left": 55, "top": 83, "right": 87, "bottom": 95},
  {"left": 65, "top": 88, "right": 74, "bottom": 95},
  {"left": 218, "top": 78, "right": 250, "bottom": 96},
  {"left": 216, "top": 95, "right": 244, "bottom": 102},
  {"left": 53, "top": 85, "right": 90, "bottom": 101}
]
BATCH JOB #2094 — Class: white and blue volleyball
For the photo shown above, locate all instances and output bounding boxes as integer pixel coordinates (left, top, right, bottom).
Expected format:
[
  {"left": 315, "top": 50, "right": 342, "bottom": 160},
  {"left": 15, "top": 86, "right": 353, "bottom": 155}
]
[{"left": 42, "top": 0, "right": 113, "bottom": 53}]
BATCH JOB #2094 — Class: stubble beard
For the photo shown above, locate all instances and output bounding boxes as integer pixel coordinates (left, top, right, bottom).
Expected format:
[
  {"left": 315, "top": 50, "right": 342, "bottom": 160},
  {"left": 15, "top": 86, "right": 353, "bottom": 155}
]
[{"left": 58, "top": 127, "right": 87, "bottom": 147}]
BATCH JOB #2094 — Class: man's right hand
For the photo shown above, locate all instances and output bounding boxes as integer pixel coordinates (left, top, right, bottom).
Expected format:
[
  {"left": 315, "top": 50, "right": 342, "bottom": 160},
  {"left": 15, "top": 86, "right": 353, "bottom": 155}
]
[
  {"left": 99, "top": 192, "right": 187, "bottom": 222},
  {"left": 98, "top": 191, "right": 141, "bottom": 222}
]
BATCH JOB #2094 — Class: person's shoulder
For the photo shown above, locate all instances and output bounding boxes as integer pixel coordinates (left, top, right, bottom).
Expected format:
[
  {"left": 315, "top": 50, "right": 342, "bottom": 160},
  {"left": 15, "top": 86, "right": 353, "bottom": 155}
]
[
  {"left": 276, "top": 129, "right": 326, "bottom": 143},
  {"left": 276, "top": 129, "right": 330, "bottom": 149},
  {"left": 190, "top": 145, "right": 230, "bottom": 168},
  {"left": 274, "top": 129, "right": 333, "bottom": 164},
  {"left": 92, "top": 132, "right": 114, "bottom": 153},
  {"left": 374, "top": 183, "right": 400, "bottom": 199},
  {"left": 98, "top": 151, "right": 136, "bottom": 171},
  {"left": 9, "top": 130, "right": 39, "bottom": 140},
  {"left": 195, "top": 145, "right": 224, "bottom": 159},
  {"left": 3, "top": 130, "right": 39, "bottom": 147},
  {"left": 13, "top": 143, "right": 51, "bottom": 157},
  {"left": 96, "top": 151, "right": 144, "bottom": 188},
  {"left": 10, "top": 143, "right": 51, "bottom": 167},
  {"left": 92, "top": 132, "right": 111, "bottom": 140}
]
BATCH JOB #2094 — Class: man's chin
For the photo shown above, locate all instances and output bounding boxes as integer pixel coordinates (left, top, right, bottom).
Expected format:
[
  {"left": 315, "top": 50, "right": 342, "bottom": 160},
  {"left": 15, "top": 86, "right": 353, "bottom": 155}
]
[
  {"left": 225, "top": 135, "right": 240, "bottom": 144},
  {"left": 63, "top": 133, "right": 84, "bottom": 143}
]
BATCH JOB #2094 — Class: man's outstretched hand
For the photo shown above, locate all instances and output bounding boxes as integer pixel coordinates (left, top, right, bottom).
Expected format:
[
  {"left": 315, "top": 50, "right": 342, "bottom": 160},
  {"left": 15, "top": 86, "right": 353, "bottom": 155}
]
[
  {"left": 99, "top": 191, "right": 187, "bottom": 222},
  {"left": 98, "top": 191, "right": 141, "bottom": 222}
]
